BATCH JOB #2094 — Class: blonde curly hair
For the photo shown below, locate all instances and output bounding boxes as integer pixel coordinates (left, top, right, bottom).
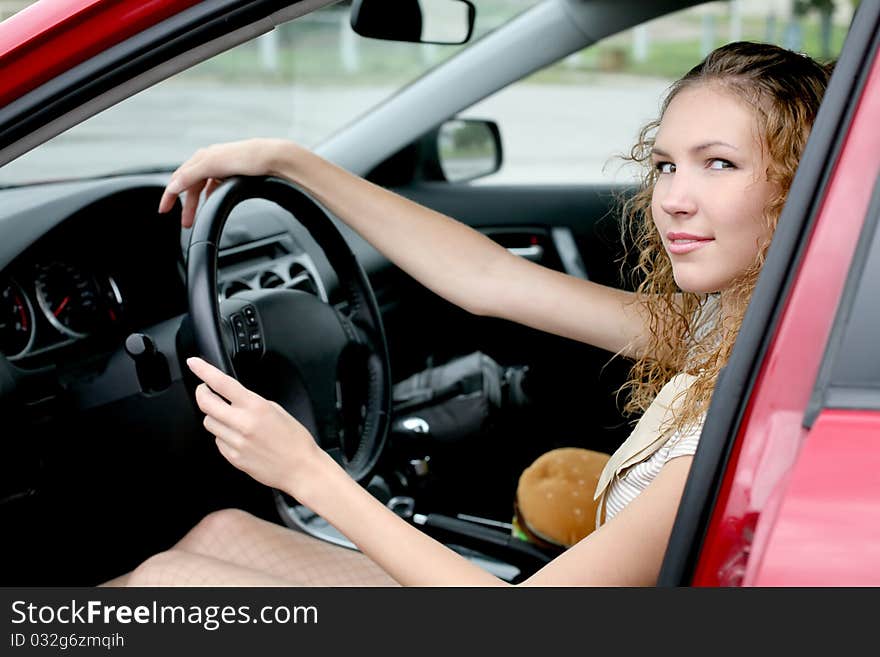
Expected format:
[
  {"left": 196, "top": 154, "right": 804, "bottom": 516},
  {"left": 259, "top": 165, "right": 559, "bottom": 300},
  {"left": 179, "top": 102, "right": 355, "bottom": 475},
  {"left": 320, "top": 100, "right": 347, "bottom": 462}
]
[{"left": 618, "top": 42, "right": 833, "bottom": 434}]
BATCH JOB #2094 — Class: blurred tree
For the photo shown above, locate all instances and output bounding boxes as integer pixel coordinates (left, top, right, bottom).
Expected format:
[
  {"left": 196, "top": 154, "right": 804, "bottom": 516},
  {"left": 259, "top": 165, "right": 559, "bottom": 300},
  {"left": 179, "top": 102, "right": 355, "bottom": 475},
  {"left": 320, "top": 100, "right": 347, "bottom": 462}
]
[{"left": 788, "top": 0, "right": 838, "bottom": 57}]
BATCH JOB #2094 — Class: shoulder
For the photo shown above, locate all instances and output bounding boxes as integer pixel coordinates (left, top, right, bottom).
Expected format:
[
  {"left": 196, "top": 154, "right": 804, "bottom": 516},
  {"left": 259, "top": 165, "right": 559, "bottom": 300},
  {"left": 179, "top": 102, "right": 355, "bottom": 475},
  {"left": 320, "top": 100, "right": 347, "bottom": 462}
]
[{"left": 663, "top": 413, "right": 706, "bottom": 461}]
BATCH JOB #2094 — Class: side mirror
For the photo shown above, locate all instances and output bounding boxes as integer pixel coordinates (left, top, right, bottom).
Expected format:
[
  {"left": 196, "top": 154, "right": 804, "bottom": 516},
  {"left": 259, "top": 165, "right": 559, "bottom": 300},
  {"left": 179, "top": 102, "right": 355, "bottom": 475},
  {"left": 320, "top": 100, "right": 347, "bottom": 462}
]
[
  {"left": 366, "top": 118, "right": 502, "bottom": 187},
  {"left": 436, "top": 119, "right": 502, "bottom": 183},
  {"left": 350, "top": 0, "right": 476, "bottom": 45}
]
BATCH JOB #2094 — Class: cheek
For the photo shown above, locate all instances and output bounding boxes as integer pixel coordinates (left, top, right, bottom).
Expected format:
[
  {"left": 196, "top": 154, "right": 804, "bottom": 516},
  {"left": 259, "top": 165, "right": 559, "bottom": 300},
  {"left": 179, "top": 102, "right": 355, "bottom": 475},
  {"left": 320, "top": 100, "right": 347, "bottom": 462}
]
[
  {"left": 722, "top": 185, "right": 774, "bottom": 258},
  {"left": 650, "top": 187, "right": 663, "bottom": 228},
  {"left": 745, "top": 183, "right": 775, "bottom": 239}
]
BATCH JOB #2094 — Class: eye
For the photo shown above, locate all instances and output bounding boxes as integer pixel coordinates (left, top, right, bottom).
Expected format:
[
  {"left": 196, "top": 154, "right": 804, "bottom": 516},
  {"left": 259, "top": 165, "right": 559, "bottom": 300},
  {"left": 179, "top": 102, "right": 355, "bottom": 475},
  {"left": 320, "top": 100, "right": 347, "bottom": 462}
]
[
  {"left": 654, "top": 161, "right": 675, "bottom": 174},
  {"left": 708, "top": 158, "right": 735, "bottom": 170}
]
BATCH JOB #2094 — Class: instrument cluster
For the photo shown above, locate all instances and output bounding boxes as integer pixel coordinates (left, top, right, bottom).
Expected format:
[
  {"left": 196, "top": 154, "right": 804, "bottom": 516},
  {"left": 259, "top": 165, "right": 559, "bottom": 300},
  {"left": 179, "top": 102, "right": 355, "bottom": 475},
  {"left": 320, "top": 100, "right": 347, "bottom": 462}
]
[{"left": 1, "top": 261, "right": 125, "bottom": 362}]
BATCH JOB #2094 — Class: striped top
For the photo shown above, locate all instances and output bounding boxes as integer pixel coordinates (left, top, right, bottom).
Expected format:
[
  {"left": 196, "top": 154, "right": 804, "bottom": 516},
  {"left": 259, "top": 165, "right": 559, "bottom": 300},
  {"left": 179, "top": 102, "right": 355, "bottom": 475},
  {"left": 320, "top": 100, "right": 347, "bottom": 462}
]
[
  {"left": 602, "top": 416, "right": 704, "bottom": 523},
  {"left": 601, "top": 293, "right": 720, "bottom": 526}
]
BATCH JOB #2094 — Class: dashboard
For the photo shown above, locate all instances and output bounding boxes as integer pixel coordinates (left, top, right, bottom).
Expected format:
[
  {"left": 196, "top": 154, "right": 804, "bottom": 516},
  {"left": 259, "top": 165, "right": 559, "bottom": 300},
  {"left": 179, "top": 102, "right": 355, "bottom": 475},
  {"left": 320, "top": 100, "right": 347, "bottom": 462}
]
[
  {"left": 0, "top": 174, "right": 402, "bottom": 387},
  {"left": 0, "top": 174, "right": 394, "bottom": 538},
  {"left": 0, "top": 183, "right": 186, "bottom": 370}
]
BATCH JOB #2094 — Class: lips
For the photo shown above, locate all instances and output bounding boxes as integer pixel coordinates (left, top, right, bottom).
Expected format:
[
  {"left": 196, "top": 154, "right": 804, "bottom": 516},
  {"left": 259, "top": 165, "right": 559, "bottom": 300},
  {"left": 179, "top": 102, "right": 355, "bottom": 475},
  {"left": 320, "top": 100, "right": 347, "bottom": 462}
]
[{"left": 666, "top": 232, "right": 714, "bottom": 255}]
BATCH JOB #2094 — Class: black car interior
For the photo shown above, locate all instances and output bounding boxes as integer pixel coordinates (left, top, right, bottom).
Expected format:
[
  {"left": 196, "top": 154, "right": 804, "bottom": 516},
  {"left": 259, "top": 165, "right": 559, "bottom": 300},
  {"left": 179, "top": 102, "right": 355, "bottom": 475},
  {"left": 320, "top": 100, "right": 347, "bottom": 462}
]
[
  {"left": 0, "top": 155, "right": 640, "bottom": 584},
  {"left": 0, "top": 0, "right": 659, "bottom": 585}
]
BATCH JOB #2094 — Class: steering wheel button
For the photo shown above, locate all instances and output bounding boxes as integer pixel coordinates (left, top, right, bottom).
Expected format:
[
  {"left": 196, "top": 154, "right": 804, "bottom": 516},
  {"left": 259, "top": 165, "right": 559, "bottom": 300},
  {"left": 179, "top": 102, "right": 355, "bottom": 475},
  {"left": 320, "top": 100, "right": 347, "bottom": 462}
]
[{"left": 250, "top": 340, "right": 263, "bottom": 352}]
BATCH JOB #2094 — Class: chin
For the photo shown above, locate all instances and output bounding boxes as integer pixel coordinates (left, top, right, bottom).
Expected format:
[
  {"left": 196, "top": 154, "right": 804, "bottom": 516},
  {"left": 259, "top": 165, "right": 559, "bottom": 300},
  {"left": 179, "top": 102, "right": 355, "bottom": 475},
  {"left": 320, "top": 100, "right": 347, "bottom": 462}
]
[{"left": 673, "top": 273, "right": 725, "bottom": 295}]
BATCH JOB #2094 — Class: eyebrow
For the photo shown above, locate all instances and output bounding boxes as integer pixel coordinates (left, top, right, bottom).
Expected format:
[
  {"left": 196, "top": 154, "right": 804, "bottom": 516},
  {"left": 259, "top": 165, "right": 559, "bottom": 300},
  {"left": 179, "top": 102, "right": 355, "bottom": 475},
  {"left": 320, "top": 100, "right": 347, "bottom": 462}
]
[{"left": 651, "top": 141, "right": 739, "bottom": 157}]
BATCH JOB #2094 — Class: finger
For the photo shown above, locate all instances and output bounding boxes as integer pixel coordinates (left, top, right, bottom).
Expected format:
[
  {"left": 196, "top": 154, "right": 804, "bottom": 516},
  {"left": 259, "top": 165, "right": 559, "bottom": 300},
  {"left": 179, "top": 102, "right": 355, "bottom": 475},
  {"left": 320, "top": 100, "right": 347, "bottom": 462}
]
[
  {"left": 187, "top": 357, "right": 256, "bottom": 406},
  {"left": 165, "top": 148, "right": 216, "bottom": 196},
  {"left": 213, "top": 436, "right": 242, "bottom": 468},
  {"left": 157, "top": 186, "right": 179, "bottom": 215},
  {"left": 203, "top": 415, "right": 244, "bottom": 448},
  {"left": 180, "top": 179, "right": 207, "bottom": 229},
  {"left": 195, "top": 383, "right": 241, "bottom": 427},
  {"left": 158, "top": 155, "right": 204, "bottom": 215},
  {"left": 204, "top": 177, "right": 223, "bottom": 200}
]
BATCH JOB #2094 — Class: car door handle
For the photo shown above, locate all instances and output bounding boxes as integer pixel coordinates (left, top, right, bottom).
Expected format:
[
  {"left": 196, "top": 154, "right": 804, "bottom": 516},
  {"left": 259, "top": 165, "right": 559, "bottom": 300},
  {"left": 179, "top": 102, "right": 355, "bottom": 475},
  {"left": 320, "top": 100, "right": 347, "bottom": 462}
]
[{"left": 507, "top": 245, "right": 544, "bottom": 261}]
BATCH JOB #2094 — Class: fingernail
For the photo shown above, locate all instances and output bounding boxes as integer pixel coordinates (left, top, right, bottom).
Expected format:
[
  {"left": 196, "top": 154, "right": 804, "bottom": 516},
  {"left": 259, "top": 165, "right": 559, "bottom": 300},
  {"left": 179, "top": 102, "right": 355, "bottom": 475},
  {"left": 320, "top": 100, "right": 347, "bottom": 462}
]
[{"left": 186, "top": 357, "right": 199, "bottom": 368}]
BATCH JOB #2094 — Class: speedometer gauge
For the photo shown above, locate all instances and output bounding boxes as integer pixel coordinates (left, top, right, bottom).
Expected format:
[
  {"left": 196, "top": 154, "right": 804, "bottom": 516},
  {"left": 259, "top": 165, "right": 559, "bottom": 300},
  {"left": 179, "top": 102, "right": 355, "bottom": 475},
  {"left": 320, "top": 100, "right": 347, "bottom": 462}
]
[
  {"left": 34, "top": 262, "right": 100, "bottom": 338},
  {"left": 0, "top": 279, "right": 35, "bottom": 359}
]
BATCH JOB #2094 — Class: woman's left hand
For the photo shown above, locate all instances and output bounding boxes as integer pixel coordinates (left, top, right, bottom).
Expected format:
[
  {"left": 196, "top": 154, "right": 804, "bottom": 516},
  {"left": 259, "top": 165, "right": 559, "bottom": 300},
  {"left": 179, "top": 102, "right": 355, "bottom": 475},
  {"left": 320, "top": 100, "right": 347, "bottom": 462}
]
[{"left": 186, "top": 356, "right": 322, "bottom": 494}]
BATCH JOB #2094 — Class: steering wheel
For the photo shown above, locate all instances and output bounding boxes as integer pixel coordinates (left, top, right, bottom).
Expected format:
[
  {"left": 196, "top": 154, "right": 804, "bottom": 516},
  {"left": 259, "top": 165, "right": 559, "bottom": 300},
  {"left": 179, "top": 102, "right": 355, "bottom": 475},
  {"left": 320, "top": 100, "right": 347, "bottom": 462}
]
[{"left": 185, "top": 176, "right": 391, "bottom": 485}]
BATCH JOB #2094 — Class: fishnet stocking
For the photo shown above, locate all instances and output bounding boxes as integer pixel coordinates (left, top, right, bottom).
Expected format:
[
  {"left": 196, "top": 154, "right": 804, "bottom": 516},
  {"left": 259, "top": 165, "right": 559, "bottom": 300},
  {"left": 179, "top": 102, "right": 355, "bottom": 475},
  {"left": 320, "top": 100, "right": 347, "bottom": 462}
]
[{"left": 125, "top": 509, "right": 399, "bottom": 587}]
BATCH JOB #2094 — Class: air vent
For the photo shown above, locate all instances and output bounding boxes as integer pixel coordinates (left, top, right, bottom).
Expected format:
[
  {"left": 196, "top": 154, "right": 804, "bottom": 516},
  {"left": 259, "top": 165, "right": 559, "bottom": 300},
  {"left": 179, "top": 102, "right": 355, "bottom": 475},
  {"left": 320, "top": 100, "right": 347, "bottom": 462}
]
[
  {"left": 288, "top": 263, "right": 317, "bottom": 295},
  {"left": 259, "top": 271, "right": 284, "bottom": 289},
  {"left": 221, "top": 280, "right": 252, "bottom": 299},
  {"left": 291, "top": 277, "right": 318, "bottom": 295}
]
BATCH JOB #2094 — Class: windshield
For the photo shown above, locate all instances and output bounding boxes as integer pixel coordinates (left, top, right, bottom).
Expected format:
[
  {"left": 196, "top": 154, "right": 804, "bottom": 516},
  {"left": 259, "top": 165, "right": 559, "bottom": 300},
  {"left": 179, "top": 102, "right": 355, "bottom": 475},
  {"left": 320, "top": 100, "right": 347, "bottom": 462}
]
[{"left": 0, "top": 0, "right": 540, "bottom": 186}]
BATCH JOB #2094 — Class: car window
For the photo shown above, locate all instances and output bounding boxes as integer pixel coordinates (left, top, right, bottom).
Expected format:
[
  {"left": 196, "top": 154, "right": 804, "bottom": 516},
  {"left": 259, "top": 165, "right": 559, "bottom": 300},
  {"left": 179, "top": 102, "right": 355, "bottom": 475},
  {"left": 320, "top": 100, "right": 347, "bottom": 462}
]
[
  {"left": 462, "top": 0, "right": 852, "bottom": 185},
  {"left": 0, "top": 0, "right": 541, "bottom": 186},
  {"left": 812, "top": 170, "right": 880, "bottom": 413}
]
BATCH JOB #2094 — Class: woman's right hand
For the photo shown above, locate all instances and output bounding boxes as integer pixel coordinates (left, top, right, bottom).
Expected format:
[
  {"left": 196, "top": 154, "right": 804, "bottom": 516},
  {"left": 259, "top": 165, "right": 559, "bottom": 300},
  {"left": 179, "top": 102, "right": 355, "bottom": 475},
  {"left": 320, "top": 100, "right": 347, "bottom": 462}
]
[
  {"left": 186, "top": 356, "right": 327, "bottom": 499},
  {"left": 158, "top": 138, "right": 297, "bottom": 228}
]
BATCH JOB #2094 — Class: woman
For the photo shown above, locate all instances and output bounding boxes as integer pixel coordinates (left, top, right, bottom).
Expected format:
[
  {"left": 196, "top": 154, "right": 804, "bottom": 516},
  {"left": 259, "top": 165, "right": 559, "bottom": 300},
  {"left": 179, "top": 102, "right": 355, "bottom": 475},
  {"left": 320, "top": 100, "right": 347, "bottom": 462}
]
[{"left": 111, "top": 42, "right": 832, "bottom": 587}]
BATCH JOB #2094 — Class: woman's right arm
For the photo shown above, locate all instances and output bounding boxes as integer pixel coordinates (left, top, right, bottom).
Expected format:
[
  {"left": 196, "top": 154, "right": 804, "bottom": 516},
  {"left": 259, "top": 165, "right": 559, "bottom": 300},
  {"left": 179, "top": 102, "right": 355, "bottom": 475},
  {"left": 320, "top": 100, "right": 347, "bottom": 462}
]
[{"left": 160, "top": 139, "right": 649, "bottom": 357}]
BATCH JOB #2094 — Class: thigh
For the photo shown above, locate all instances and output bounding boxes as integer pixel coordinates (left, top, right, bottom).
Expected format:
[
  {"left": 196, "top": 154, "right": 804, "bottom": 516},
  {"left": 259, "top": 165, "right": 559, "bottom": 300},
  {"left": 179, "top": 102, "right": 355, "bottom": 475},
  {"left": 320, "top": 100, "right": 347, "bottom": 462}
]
[
  {"left": 174, "top": 509, "right": 400, "bottom": 587},
  {"left": 128, "top": 549, "right": 299, "bottom": 586}
]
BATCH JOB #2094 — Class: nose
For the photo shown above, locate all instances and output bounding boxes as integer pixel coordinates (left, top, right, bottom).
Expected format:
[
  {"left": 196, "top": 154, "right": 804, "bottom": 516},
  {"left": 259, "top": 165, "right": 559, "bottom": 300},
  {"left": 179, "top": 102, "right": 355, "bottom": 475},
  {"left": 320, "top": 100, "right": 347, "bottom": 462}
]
[{"left": 657, "top": 170, "right": 698, "bottom": 217}]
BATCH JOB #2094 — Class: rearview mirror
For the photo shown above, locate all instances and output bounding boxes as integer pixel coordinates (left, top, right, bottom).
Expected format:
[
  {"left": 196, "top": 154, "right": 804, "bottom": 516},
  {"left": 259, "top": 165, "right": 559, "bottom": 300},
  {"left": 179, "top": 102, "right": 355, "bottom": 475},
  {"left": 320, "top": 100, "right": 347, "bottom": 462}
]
[{"left": 350, "top": 0, "right": 476, "bottom": 45}]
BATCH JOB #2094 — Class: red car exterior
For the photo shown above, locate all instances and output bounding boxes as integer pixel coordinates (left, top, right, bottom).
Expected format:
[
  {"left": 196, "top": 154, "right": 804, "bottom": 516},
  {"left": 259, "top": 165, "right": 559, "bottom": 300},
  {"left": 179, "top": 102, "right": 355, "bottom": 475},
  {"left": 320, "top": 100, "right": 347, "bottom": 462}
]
[
  {"left": 698, "top": 51, "right": 880, "bottom": 586},
  {"left": 1, "top": 0, "right": 878, "bottom": 586},
  {"left": 0, "top": 0, "right": 200, "bottom": 106}
]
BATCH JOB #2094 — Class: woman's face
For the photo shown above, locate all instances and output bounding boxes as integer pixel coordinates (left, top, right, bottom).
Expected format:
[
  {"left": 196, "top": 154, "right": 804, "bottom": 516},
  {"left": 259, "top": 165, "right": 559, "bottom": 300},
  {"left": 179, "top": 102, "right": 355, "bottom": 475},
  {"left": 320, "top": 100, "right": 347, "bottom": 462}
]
[{"left": 651, "top": 84, "right": 777, "bottom": 294}]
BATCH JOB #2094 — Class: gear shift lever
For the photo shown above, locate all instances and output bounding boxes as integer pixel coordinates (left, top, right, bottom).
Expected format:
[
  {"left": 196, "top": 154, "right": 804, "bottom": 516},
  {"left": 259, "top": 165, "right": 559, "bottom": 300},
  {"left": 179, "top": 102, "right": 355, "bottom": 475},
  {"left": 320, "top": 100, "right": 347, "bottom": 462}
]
[{"left": 124, "top": 332, "right": 171, "bottom": 394}]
